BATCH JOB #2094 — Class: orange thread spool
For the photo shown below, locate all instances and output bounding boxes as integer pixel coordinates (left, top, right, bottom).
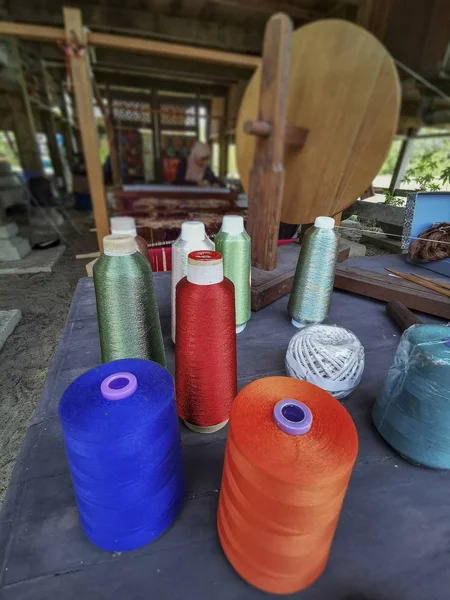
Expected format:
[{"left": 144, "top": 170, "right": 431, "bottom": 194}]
[
  {"left": 175, "top": 250, "right": 237, "bottom": 433},
  {"left": 217, "top": 376, "right": 358, "bottom": 594}
]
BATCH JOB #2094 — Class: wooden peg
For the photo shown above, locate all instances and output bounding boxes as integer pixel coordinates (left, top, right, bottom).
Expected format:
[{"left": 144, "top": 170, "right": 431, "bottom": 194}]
[{"left": 244, "top": 120, "right": 272, "bottom": 137}]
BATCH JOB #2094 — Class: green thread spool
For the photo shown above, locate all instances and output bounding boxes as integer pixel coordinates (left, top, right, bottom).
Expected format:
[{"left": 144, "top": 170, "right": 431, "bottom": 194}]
[
  {"left": 287, "top": 217, "right": 339, "bottom": 328},
  {"left": 93, "top": 235, "right": 166, "bottom": 366},
  {"left": 215, "top": 215, "right": 251, "bottom": 333}
]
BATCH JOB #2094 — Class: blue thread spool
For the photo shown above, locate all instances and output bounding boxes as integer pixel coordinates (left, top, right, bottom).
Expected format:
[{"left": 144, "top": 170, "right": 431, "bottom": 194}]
[
  {"left": 373, "top": 325, "right": 450, "bottom": 469},
  {"left": 59, "top": 359, "right": 185, "bottom": 551}
]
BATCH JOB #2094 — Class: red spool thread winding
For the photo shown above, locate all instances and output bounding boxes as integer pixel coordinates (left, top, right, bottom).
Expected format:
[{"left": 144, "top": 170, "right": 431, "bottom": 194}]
[
  {"left": 217, "top": 376, "right": 358, "bottom": 595},
  {"left": 175, "top": 250, "right": 237, "bottom": 432}
]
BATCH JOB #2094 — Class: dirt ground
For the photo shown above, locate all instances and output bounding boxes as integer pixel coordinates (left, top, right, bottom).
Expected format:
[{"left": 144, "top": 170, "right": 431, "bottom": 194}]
[{"left": 0, "top": 211, "right": 97, "bottom": 506}]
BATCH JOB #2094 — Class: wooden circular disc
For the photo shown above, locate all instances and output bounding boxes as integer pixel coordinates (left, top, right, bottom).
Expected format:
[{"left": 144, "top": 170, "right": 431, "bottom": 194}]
[{"left": 236, "top": 20, "right": 400, "bottom": 224}]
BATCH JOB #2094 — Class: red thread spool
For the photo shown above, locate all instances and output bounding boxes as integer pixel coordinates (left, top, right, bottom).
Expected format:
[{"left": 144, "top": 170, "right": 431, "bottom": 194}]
[
  {"left": 217, "top": 376, "right": 358, "bottom": 594},
  {"left": 175, "top": 250, "right": 237, "bottom": 433}
]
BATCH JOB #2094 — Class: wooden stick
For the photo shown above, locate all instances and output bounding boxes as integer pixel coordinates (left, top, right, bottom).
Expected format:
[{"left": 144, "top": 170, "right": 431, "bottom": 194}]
[
  {"left": 411, "top": 272, "right": 450, "bottom": 292},
  {"left": 385, "top": 268, "right": 450, "bottom": 299},
  {"left": 76, "top": 251, "right": 100, "bottom": 259}
]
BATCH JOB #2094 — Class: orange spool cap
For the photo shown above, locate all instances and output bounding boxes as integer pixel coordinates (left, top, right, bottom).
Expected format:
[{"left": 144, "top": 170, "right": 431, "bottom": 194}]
[{"left": 217, "top": 376, "right": 358, "bottom": 594}]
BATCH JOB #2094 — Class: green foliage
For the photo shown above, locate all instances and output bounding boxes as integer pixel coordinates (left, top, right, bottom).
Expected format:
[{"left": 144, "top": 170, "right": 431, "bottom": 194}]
[
  {"left": 381, "top": 190, "right": 404, "bottom": 206},
  {"left": 403, "top": 151, "right": 448, "bottom": 192}
]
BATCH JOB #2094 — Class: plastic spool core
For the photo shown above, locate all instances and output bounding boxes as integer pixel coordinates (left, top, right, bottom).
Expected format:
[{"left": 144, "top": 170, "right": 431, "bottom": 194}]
[
  {"left": 101, "top": 372, "right": 138, "bottom": 401},
  {"left": 273, "top": 399, "right": 312, "bottom": 435},
  {"left": 444, "top": 337, "right": 450, "bottom": 348}
]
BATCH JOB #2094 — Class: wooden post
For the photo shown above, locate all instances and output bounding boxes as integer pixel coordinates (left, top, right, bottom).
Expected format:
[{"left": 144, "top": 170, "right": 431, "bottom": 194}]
[
  {"left": 41, "top": 63, "right": 67, "bottom": 189},
  {"left": 246, "top": 13, "right": 293, "bottom": 271},
  {"left": 60, "top": 85, "right": 74, "bottom": 164},
  {"left": 9, "top": 92, "right": 44, "bottom": 175},
  {"left": 151, "top": 88, "right": 163, "bottom": 182},
  {"left": 389, "top": 129, "right": 416, "bottom": 194},
  {"left": 63, "top": 6, "right": 109, "bottom": 250},
  {"left": 6, "top": 40, "right": 44, "bottom": 175},
  {"left": 92, "top": 78, "right": 121, "bottom": 188},
  {"left": 211, "top": 96, "right": 227, "bottom": 180}
]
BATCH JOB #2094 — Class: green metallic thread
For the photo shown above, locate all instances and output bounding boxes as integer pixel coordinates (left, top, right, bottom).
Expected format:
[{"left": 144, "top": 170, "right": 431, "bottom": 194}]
[
  {"left": 215, "top": 229, "right": 251, "bottom": 328},
  {"left": 93, "top": 251, "right": 166, "bottom": 366},
  {"left": 287, "top": 226, "right": 339, "bottom": 326}
]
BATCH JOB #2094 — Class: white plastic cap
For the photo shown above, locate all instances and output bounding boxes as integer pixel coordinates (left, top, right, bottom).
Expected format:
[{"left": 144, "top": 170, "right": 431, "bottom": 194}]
[
  {"left": 222, "top": 215, "right": 244, "bottom": 235},
  {"left": 187, "top": 250, "right": 223, "bottom": 285},
  {"left": 110, "top": 216, "right": 137, "bottom": 237},
  {"left": 181, "top": 221, "right": 206, "bottom": 242},
  {"left": 314, "top": 216, "right": 335, "bottom": 229},
  {"left": 103, "top": 235, "right": 137, "bottom": 256}
]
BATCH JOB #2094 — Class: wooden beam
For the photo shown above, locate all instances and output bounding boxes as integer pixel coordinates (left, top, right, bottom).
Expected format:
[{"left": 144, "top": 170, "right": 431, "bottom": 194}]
[
  {"left": 88, "top": 31, "right": 260, "bottom": 69},
  {"left": 210, "top": 0, "right": 320, "bottom": 21},
  {"left": 5, "top": 4, "right": 264, "bottom": 53},
  {"left": 0, "top": 19, "right": 260, "bottom": 68},
  {"left": 0, "top": 22, "right": 63, "bottom": 42},
  {"left": 334, "top": 264, "right": 450, "bottom": 320},
  {"left": 63, "top": 7, "right": 108, "bottom": 251}
]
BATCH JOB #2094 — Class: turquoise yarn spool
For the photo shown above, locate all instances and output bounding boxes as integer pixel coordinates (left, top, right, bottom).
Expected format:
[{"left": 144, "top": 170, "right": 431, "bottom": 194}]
[{"left": 373, "top": 324, "right": 450, "bottom": 469}]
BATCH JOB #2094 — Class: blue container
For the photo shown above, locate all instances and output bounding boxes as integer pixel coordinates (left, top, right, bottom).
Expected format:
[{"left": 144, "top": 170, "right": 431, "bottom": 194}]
[{"left": 402, "top": 191, "right": 450, "bottom": 277}]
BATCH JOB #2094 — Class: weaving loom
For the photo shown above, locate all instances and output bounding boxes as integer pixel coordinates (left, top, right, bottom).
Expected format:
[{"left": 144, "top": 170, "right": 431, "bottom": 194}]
[{"left": 115, "top": 189, "right": 245, "bottom": 246}]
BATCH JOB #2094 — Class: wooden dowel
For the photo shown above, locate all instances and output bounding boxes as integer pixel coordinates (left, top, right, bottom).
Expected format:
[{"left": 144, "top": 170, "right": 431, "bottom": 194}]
[
  {"left": 412, "top": 272, "right": 450, "bottom": 292},
  {"left": 385, "top": 268, "right": 450, "bottom": 299}
]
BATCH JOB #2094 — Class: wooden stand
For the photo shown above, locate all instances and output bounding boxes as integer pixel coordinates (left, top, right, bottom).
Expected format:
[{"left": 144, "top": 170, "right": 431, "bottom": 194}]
[
  {"left": 239, "top": 15, "right": 400, "bottom": 310},
  {"left": 245, "top": 13, "right": 308, "bottom": 272}
]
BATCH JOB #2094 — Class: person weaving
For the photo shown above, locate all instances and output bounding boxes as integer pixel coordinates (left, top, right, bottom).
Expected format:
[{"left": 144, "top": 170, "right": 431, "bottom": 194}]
[{"left": 174, "top": 141, "right": 223, "bottom": 187}]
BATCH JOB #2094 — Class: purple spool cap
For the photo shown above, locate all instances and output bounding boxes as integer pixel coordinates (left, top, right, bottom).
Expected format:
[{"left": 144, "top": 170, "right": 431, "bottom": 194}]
[
  {"left": 100, "top": 372, "right": 137, "bottom": 401},
  {"left": 273, "top": 399, "right": 312, "bottom": 435}
]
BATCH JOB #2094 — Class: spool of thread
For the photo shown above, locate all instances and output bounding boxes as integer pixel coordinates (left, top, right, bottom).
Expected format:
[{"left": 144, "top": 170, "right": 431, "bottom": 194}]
[
  {"left": 217, "top": 376, "right": 358, "bottom": 594},
  {"left": 285, "top": 324, "right": 365, "bottom": 399},
  {"left": 110, "top": 216, "right": 148, "bottom": 259},
  {"left": 373, "top": 324, "right": 450, "bottom": 468},
  {"left": 171, "top": 221, "right": 214, "bottom": 343},
  {"left": 215, "top": 215, "right": 251, "bottom": 334},
  {"left": 175, "top": 250, "right": 237, "bottom": 433},
  {"left": 93, "top": 235, "right": 166, "bottom": 366},
  {"left": 58, "top": 358, "right": 185, "bottom": 551},
  {"left": 287, "top": 216, "right": 339, "bottom": 328}
]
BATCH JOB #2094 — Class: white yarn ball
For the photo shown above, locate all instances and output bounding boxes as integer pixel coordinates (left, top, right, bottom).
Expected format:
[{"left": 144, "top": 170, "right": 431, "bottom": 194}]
[{"left": 285, "top": 324, "right": 365, "bottom": 400}]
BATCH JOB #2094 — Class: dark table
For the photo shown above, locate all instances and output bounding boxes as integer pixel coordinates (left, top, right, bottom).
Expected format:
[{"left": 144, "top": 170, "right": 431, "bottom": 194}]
[{"left": 1, "top": 254, "right": 449, "bottom": 600}]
